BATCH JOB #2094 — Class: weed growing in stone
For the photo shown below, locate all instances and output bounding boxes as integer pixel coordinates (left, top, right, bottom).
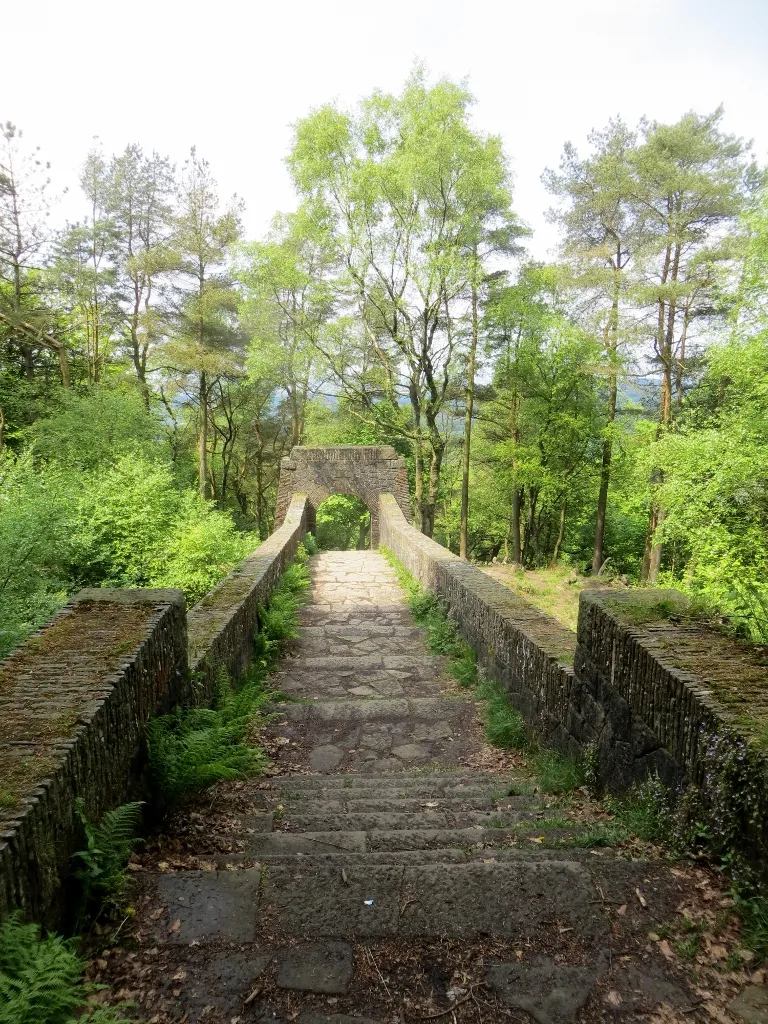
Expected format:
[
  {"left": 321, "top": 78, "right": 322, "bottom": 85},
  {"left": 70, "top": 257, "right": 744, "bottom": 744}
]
[
  {"left": 530, "top": 749, "right": 584, "bottom": 794},
  {"left": 0, "top": 913, "right": 131, "bottom": 1023},
  {"left": 475, "top": 677, "right": 527, "bottom": 749},
  {"left": 147, "top": 547, "right": 311, "bottom": 807}
]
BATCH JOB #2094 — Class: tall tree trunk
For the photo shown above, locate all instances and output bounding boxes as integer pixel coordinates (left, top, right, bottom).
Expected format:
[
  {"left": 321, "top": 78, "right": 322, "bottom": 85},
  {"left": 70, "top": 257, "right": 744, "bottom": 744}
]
[
  {"left": 511, "top": 488, "right": 522, "bottom": 566},
  {"left": 423, "top": 440, "right": 445, "bottom": 539},
  {"left": 459, "top": 279, "right": 479, "bottom": 560},
  {"left": 591, "top": 263, "right": 621, "bottom": 574},
  {"left": 199, "top": 370, "right": 209, "bottom": 498},
  {"left": 551, "top": 495, "right": 567, "bottom": 568}
]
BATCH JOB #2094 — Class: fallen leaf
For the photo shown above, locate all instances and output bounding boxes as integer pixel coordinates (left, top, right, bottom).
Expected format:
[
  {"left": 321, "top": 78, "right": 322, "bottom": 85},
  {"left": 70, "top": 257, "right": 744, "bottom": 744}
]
[
  {"left": 149, "top": 907, "right": 166, "bottom": 921},
  {"left": 617, "top": 904, "right": 627, "bottom": 916},
  {"left": 172, "top": 970, "right": 187, "bottom": 981},
  {"left": 738, "top": 948, "right": 756, "bottom": 962},
  {"left": 604, "top": 990, "right": 622, "bottom": 1007},
  {"left": 167, "top": 919, "right": 181, "bottom": 934},
  {"left": 635, "top": 887, "right": 647, "bottom": 908},
  {"left": 659, "top": 939, "right": 674, "bottom": 960},
  {"left": 648, "top": 932, "right": 661, "bottom": 942}
]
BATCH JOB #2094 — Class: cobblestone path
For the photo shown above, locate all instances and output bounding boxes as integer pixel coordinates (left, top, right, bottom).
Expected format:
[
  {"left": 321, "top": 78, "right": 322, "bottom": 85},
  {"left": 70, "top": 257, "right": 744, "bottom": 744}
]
[{"left": 102, "top": 551, "right": 720, "bottom": 1024}]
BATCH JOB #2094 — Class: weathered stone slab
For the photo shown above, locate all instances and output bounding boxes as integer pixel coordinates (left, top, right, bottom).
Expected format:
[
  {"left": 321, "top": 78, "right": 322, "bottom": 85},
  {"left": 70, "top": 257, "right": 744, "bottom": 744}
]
[
  {"left": 276, "top": 941, "right": 353, "bottom": 993},
  {"left": 486, "top": 957, "right": 601, "bottom": 1023},
  {"left": 152, "top": 869, "right": 260, "bottom": 942}
]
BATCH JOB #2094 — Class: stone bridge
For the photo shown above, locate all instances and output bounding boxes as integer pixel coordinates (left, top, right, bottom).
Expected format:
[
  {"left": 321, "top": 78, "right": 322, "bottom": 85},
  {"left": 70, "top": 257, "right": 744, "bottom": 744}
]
[
  {"left": 275, "top": 445, "right": 412, "bottom": 547},
  {"left": 2, "top": 443, "right": 767, "bottom": 1002}
]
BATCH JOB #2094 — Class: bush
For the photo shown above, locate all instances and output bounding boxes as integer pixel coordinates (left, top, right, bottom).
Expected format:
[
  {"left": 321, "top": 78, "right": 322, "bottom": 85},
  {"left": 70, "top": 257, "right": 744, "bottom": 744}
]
[
  {"left": 0, "top": 452, "right": 73, "bottom": 658},
  {"left": 27, "top": 388, "right": 162, "bottom": 472}
]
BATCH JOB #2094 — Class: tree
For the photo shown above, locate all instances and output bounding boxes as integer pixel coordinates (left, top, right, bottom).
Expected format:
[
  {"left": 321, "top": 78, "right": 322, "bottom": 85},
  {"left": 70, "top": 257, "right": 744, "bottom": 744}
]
[
  {"left": 544, "top": 118, "right": 639, "bottom": 574},
  {"left": 630, "top": 109, "right": 750, "bottom": 581},
  {"left": 0, "top": 122, "right": 68, "bottom": 388},
  {"left": 108, "top": 145, "right": 175, "bottom": 400},
  {"left": 166, "top": 149, "right": 244, "bottom": 499},
  {"left": 479, "top": 263, "right": 602, "bottom": 566},
  {"left": 287, "top": 68, "right": 517, "bottom": 536},
  {"left": 238, "top": 208, "right": 331, "bottom": 448}
]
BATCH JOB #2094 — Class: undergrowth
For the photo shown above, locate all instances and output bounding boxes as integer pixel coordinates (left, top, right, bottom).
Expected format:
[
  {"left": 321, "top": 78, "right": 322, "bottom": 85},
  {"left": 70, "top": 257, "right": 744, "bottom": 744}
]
[
  {"left": 147, "top": 545, "right": 311, "bottom": 807},
  {"left": 0, "top": 913, "right": 130, "bottom": 1024}
]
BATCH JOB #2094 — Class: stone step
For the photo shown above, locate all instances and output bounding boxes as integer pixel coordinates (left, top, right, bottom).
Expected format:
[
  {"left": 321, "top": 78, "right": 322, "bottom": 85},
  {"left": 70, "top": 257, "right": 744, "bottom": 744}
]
[
  {"left": 276, "top": 675, "right": 448, "bottom": 700},
  {"left": 277, "top": 696, "right": 478, "bottom": 718},
  {"left": 145, "top": 859, "right": 609, "bottom": 943},
  {"left": 269, "top": 794, "right": 538, "bottom": 813},
  {"left": 274, "top": 809, "right": 540, "bottom": 831},
  {"left": 242, "top": 823, "right": 582, "bottom": 856},
  {"left": 251, "top": 770, "right": 527, "bottom": 791},
  {"left": 281, "top": 654, "right": 447, "bottom": 675}
]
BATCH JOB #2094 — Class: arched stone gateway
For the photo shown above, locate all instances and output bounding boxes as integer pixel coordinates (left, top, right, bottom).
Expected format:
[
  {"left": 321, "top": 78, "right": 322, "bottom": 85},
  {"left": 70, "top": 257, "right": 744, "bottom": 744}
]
[{"left": 274, "top": 445, "right": 411, "bottom": 547}]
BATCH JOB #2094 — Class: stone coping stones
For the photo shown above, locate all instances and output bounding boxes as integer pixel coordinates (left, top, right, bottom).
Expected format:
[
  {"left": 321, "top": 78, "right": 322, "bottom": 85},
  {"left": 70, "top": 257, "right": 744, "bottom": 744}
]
[
  {"left": 186, "top": 492, "right": 309, "bottom": 700},
  {"left": 0, "top": 587, "right": 187, "bottom": 923}
]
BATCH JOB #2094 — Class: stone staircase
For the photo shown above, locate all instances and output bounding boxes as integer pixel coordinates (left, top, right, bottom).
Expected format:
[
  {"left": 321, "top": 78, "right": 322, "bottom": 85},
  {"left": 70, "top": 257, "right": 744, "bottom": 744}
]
[{"left": 111, "top": 551, "right": 700, "bottom": 1023}]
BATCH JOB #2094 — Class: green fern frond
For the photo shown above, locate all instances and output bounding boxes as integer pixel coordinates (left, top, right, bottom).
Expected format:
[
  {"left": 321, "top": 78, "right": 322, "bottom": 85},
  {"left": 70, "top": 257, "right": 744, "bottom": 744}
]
[{"left": 0, "top": 913, "right": 131, "bottom": 1024}]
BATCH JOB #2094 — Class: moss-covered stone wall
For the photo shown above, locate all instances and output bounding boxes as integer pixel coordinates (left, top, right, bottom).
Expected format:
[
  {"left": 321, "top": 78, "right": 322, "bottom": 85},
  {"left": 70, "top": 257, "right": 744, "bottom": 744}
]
[
  {"left": 187, "top": 493, "right": 310, "bottom": 701},
  {"left": 0, "top": 588, "right": 187, "bottom": 924},
  {"left": 379, "top": 494, "right": 768, "bottom": 806}
]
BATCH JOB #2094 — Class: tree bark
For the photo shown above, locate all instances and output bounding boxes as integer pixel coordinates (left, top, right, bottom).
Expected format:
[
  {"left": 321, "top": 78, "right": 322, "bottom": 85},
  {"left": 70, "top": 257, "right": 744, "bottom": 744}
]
[
  {"left": 591, "top": 262, "right": 621, "bottom": 574},
  {"left": 199, "top": 370, "right": 209, "bottom": 499}
]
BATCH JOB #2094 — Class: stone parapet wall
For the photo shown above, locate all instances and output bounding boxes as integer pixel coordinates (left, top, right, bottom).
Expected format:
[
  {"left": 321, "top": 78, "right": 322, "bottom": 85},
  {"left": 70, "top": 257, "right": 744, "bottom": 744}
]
[
  {"left": 0, "top": 589, "right": 187, "bottom": 924},
  {"left": 276, "top": 447, "right": 410, "bottom": 547},
  {"left": 379, "top": 494, "right": 580, "bottom": 754},
  {"left": 187, "top": 493, "right": 310, "bottom": 700},
  {"left": 574, "top": 590, "right": 768, "bottom": 791},
  {"left": 379, "top": 493, "right": 768, "bottom": 802}
]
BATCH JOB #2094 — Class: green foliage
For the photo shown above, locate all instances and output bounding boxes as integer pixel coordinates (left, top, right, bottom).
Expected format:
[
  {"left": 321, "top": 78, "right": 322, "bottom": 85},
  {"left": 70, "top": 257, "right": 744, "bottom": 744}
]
[
  {"left": 0, "top": 451, "right": 72, "bottom": 657},
  {"left": 476, "top": 678, "right": 527, "bottom": 749},
  {"left": 71, "top": 799, "right": 144, "bottom": 910},
  {"left": 604, "top": 774, "right": 672, "bottom": 844},
  {"left": 27, "top": 389, "right": 161, "bottom": 471},
  {"left": 146, "top": 669, "right": 272, "bottom": 807},
  {"left": 530, "top": 749, "right": 584, "bottom": 795},
  {"left": 147, "top": 551, "right": 310, "bottom": 806},
  {"left": 0, "top": 913, "right": 130, "bottom": 1024},
  {"left": 382, "top": 547, "right": 584, "bottom": 792},
  {"left": 315, "top": 494, "right": 370, "bottom": 550},
  {"left": 302, "top": 532, "right": 320, "bottom": 555},
  {"left": 381, "top": 548, "right": 478, "bottom": 687}
]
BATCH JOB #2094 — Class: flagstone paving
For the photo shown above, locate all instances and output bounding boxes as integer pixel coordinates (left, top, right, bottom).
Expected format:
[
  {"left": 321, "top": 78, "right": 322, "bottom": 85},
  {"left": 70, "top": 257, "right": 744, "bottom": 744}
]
[{"left": 92, "top": 551, "right": 749, "bottom": 1024}]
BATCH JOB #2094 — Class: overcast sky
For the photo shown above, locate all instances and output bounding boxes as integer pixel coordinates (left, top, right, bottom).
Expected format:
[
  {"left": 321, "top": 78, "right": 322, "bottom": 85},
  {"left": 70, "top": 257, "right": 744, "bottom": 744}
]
[{"left": 4, "top": 0, "right": 767, "bottom": 259}]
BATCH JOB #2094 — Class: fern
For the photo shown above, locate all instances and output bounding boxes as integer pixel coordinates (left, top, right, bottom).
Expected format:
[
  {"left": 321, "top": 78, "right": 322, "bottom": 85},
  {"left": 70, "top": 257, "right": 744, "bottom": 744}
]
[
  {"left": 147, "top": 550, "right": 310, "bottom": 807},
  {"left": 72, "top": 799, "right": 144, "bottom": 911},
  {"left": 0, "top": 913, "right": 130, "bottom": 1024}
]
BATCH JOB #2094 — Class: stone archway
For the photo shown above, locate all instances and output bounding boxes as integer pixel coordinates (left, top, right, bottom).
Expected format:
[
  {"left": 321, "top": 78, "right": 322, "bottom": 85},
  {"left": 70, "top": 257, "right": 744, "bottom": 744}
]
[{"left": 274, "top": 446, "right": 412, "bottom": 547}]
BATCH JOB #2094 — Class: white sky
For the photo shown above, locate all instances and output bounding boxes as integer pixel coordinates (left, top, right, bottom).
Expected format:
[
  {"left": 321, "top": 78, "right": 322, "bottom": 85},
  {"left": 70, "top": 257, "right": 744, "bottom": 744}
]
[{"left": 4, "top": 0, "right": 767, "bottom": 260}]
